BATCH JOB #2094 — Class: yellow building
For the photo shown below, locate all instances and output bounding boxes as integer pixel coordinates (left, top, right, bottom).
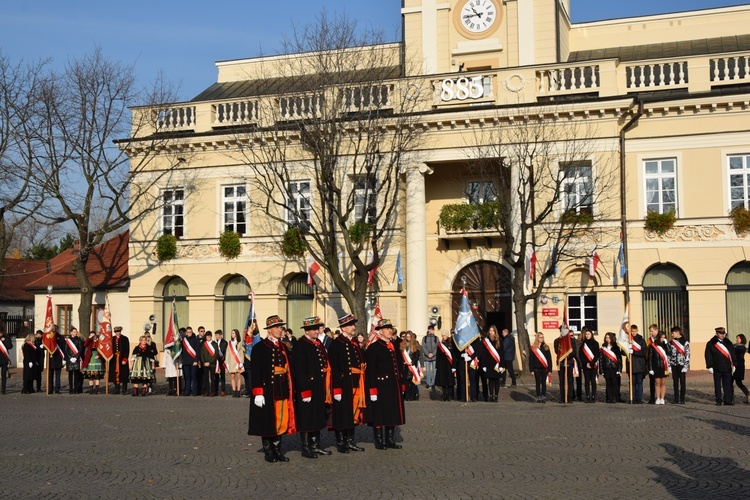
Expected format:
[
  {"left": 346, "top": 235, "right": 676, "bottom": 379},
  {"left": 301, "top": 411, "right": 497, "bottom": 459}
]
[{"left": 126, "top": 1, "right": 750, "bottom": 368}]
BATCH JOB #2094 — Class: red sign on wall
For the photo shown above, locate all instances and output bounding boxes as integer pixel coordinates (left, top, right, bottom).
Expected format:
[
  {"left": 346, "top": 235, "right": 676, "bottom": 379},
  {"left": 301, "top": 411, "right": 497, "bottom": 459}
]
[
  {"left": 542, "top": 308, "right": 559, "bottom": 317},
  {"left": 542, "top": 321, "right": 559, "bottom": 329}
]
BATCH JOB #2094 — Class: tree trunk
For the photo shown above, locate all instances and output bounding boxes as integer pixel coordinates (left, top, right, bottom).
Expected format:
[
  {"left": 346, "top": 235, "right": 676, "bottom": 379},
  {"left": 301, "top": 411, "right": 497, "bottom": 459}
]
[
  {"left": 71, "top": 256, "right": 95, "bottom": 332},
  {"left": 511, "top": 265, "right": 530, "bottom": 372}
]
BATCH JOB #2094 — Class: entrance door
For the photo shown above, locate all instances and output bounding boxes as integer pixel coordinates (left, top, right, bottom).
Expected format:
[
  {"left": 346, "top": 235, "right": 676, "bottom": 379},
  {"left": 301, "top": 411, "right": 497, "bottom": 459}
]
[{"left": 451, "top": 261, "right": 512, "bottom": 333}]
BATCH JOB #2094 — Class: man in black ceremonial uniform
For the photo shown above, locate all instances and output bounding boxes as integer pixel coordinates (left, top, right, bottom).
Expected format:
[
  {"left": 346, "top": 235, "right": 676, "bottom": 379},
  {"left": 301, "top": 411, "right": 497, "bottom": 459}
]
[
  {"left": 109, "top": 326, "right": 130, "bottom": 394},
  {"left": 705, "top": 326, "right": 737, "bottom": 406},
  {"left": 292, "top": 316, "right": 332, "bottom": 458},
  {"left": 328, "top": 313, "right": 366, "bottom": 453},
  {"left": 365, "top": 319, "right": 405, "bottom": 450}
]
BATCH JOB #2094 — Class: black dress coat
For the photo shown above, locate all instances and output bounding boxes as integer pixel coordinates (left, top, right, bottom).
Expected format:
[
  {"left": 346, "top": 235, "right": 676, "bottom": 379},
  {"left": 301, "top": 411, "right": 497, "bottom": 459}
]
[
  {"left": 248, "top": 338, "right": 294, "bottom": 437},
  {"left": 291, "top": 335, "right": 329, "bottom": 432},
  {"left": 705, "top": 335, "right": 737, "bottom": 373},
  {"left": 648, "top": 340, "right": 670, "bottom": 377},
  {"left": 435, "top": 340, "right": 458, "bottom": 387},
  {"left": 63, "top": 336, "right": 85, "bottom": 371},
  {"left": 109, "top": 334, "right": 131, "bottom": 382},
  {"left": 364, "top": 338, "right": 405, "bottom": 427},
  {"left": 630, "top": 334, "right": 647, "bottom": 374},
  {"left": 734, "top": 344, "right": 746, "bottom": 381},
  {"left": 478, "top": 338, "right": 503, "bottom": 380},
  {"left": 529, "top": 345, "right": 553, "bottom": 372},
  {"left": 579, "top": 338, "right": 600, "bottom": 370},
  {"left": 599, "top": 344, "right": 622, "bottom": 376},
  {"left": 328, "top": 334, "right": 365, "bottom": 429}
]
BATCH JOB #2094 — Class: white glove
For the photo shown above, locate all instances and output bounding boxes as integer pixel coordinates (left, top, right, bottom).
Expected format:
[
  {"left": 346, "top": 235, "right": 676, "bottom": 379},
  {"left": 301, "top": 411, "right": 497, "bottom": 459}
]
[
  {"left": 708, "top": 368, "right": 714, "bottom": 374},
  {"left": 28, "top": 362, "right": 33, "bottom": 368},
  {"left": 370, "top": 395, "right": 377, "bottom": 402},
  {"left": 649, "top": 370, "right": 654, "bottom": 376},
  {"left": 616, "top": 372, "right": 621, "bottom": 376},
  {"left": 682, "top": 367, "right": 687, "bottom": 373},
  {"left": 499, "top": 367, "right": 506, "bottom": 373},
  {"left": 462, "top": 353, "right": 471, "bottom": 361},
  {"left": 253, "top": 395, "right": 265, "bottom": 407},
  {"left": 482, "top": 367, "right": 487, "bottom": 372},
  {"left": 628, "top": 348, "right": 633, "bottom": 354},
  {"left": 302, "top": 396, "right": 312, "bottom": 403},
  {"left": 62, "top": 360, "right": 66, "bottom": 366},
  {"left": 70, "top": 357, "right": 77, "bottom": 362},
  {"left": 333, "top": 394, "right": 342, "bottom": 401},
  {"left": 451, "top": 369, "right": 456, "bottom": 373},
  {"left": 732, "top": 366, "right": 736, "bottom": 374}
]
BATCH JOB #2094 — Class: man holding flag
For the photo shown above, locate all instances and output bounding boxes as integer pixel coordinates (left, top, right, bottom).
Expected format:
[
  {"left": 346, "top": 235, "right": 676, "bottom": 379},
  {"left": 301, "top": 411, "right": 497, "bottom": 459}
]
[
  {"left": 554, "top": 324, "right": 575, "bottom": 403},
  {"left": 453, "top": 288, "right": 481, "bottom": 402}
]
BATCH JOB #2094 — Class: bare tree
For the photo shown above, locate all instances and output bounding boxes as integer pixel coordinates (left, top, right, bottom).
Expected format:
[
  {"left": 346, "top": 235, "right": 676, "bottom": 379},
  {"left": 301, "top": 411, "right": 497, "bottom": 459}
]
[
  {"left": 28, "top": 48, "right": 187, "bottom": 331},
  {"left": 464, "top": 108, "right": 620, "bottom": 368},
  {"left": 233, "top": 12, "right": 426, "bottom": 327}
]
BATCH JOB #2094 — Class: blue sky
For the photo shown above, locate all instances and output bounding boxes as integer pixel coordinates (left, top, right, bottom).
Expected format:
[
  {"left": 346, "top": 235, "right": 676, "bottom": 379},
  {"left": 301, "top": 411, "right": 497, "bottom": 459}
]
[{"left": 1, "top": 0, "right": 747, "bottom": 101}]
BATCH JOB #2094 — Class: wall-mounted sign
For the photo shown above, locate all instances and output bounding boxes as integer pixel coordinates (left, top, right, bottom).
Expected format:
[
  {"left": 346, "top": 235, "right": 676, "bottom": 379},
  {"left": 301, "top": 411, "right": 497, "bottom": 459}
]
[
  {"left": 542, "top": 308, "right": 558, "bottom": 317},
  {"left": 542, "top": 321, "right": 559, "bottom": 329},
  {"left": 438, "top": 75, "right": 492, "bottom": 102}
]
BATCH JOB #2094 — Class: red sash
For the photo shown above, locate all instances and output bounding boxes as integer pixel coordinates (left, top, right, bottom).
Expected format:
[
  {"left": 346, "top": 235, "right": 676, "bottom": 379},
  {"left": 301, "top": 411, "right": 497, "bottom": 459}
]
[
  {"left": 655, "top": 345, "right": 670, "bottom": 372},
  {"left": 65, "top": 338, "right": 80, "bottom": 356},
  {"left": 582, "top": 344, "right": 595, "bottom": 363},
  {"left": 0, "top": 341, "right": 11, "bottom": 363},
  {"left": 228, "top": 340, "right": 243, "bottom": 369},
  {"left": 483, "top": 338, "right": 502, "bottom": 372},
  {"left": 183, "top": 338, "right": 197, "bottom": 359},
  {"left": 671, "top": 339, "right": 686, "bottom": 357},
  {"left": 714, "top": 341, "right": 734, "bottom": 366},
  {"left": 531, "top": 347, "right": 549, "bottom": 370},
  {"left": 437, "top": 341, "right": 453, "bottom": 364},
  {"left": 466, "top": 345, "right": 479, "bottom": 369},
  {"left": 601, "top": 346, "right": 618, "bottom": 364},
  {"left": 402, "top": 349, "right": 421, "bottom": 384},
  {"left": 205, "top": 342, "right": 216, "bottom": 357},
  {"left": 631, "top": 339, "right": 642, "bottom": 352}
]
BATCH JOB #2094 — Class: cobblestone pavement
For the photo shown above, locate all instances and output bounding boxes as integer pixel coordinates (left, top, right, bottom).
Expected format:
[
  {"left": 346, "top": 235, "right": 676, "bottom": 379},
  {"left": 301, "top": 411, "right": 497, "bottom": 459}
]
[{"left": 1, "top": 369, "right": 749, "bottom": 499}]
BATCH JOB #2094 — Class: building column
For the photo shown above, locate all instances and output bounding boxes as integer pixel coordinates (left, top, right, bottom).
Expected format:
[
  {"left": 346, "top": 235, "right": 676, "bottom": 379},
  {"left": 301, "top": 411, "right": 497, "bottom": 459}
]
[{"left": 405, "top": 163, "right": 432, "bottom": 335}]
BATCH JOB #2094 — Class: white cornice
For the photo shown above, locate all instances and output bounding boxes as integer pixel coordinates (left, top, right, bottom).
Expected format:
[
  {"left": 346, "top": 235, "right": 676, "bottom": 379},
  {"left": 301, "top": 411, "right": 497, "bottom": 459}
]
[{"left": 571, "top": 4, "right": 750, "bottom": 28}]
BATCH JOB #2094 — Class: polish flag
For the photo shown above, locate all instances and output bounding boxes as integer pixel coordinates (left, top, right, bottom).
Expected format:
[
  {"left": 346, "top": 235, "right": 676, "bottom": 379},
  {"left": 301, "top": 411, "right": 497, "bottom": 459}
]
[
  {"left": 589, "top": 249, "right": 600, "bottom": 279},
  {"left": 529, "top": 251, "right": 537, "bottom": 281},
  {"left": 307, "top": 258, "right": 320, "bottom": 287}
]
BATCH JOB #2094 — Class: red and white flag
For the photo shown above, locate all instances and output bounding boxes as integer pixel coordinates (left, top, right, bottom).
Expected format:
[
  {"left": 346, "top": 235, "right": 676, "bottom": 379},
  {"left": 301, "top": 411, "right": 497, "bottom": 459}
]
[
  {"left": 96, "top": 305, "right": 113, "bottom": 361},
  {"left": 307, "top": 258, "right": 320, "bottom": 287},
  {"left": 589, "top": 248, "right": 600, "bottom": 279},
  {"left": 529, "top": 251, "right": 537, "bottom": 281},
  {"left": 367, "top": 265, "right": 378, "bottom": 286},
  {"left": 367, "top": 300, "right": 383, "bottom": 346},
  {"left": 42, "top": 294, "right": 57, "bottom": 354}
]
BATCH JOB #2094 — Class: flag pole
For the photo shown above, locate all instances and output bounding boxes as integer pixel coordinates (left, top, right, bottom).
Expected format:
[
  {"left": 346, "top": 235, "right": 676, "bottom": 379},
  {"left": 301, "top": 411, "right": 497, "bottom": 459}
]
[
  {"left": 46, "top": 350, "right": 51, "bottom": 395},
  {"left": 464, "top": 358, "right": 469, "bottom": 402},
  {"left": 176, "top": 360, "right": 181, "bottom": 396},
  {"left": 564, "top": 356, "right": 568, "bottom": 404}
]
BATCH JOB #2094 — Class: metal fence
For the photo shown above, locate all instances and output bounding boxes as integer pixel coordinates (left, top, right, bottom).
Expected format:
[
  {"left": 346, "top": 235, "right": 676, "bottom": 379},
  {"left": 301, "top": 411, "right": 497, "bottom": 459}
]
[{"left": 2, "top": 315, "right": 35, "bottom": 338}]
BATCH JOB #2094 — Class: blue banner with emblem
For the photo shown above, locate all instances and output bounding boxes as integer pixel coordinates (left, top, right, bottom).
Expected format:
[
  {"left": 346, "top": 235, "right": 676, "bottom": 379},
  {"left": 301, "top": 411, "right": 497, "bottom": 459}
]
[{"left": 453, "top": 289, "right": 480, "bottom": 351}]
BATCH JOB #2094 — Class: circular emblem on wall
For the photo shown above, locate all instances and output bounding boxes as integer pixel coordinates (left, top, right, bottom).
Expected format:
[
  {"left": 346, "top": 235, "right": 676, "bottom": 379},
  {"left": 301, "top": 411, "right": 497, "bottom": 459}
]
[
  {"left": 504, "top": 73, "right": 526, "bottom": 93},
  {"left": 551, "top": 296, "right": 560, "bottom": 305},
  {"left": 540, "top": 295, "right": 549, "bottom": 305}
]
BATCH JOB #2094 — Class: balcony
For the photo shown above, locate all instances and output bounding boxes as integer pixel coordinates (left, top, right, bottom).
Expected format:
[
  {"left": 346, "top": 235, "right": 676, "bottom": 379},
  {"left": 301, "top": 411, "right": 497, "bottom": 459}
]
[{"left": 437, "top": 202, "right": 503, "bottom": 249}]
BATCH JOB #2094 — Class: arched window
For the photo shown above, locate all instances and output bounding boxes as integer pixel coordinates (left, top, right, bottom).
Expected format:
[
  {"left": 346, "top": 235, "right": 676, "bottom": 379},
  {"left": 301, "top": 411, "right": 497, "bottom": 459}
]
[
  {"left": 642, "top": 264, "right": 689, "bottom": 339},
  {"left": 451, "top": 260, "right": 512, "bottom": 333},
  {"left": 726, "top": 262, "right": 750, "bottom": 336},
  {"left": 162, "top": 277, "right": 189, "bottom": 341},
  {"left": 223, "top": 276, "right": 251, "bottom": 334},
  {"left": 286, "top": 274, "right": 313, "bottom": 336}
]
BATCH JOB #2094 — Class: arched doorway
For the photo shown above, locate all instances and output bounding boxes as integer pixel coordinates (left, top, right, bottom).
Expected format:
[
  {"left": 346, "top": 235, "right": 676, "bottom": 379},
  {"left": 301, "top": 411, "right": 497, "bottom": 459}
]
[
  {"left": 286, "top": 274, "right": 313, "bottom": 336},
  {"left": 223, "top": 275, "right": 251, "bottom": 334},
  {"left": 726, "top": 262, "right": 750, "bottom": 335},
  {"left": 451, "top": 260, "right": 512, "bottom": 332},
  {"left": 642, "top": 264, "right": 689, "bottom": 339},
  {"left": 162, "top": 277, "right": 189, "bottom": 342}
]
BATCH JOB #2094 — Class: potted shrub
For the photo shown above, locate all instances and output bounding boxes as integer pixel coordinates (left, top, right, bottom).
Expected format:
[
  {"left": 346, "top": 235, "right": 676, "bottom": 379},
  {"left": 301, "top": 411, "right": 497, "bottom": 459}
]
[
  {"left": 218, "top": 230, "right": 242, "bottom": 259},
  {"left": 560, "top": 210, "right": 594, "bottom": 226},
  {"left": 156, "top": 233, "right": 177, "bottom": 262},
  {"left": 644, "top": 209, "right": 676, "bottom": 235},
  {"left": 281, "top": 226, "right": 306, "bottom": 258},
  {"left": 475, "top": 200, "right": 502, "bottom": 230},
  {"left": 729, "top": 205, "right": 750, "bottom": 236},
  {"left": 439, "top": 203, "right": 476, "bottom": 232},
  {"left": 348, "top": 221, "right": 372, "bottom": 244}
]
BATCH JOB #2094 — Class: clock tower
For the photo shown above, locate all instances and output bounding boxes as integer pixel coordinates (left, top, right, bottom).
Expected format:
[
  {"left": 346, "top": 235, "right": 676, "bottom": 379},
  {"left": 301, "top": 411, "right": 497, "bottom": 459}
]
[{"left": 402, "top": 0, "right": 571, "bottom": 76}]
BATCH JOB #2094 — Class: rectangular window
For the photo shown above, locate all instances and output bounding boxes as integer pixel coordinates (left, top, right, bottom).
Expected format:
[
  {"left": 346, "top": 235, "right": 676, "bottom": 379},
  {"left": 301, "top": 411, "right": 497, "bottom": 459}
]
[
  {"left": 561, "top": 163, "right": 593, "bottom": 215},
  {"left": 354, "top": 176, "right": 377, "bottom": 223},
  {"left": 57, "top": 305, "right": 73, "bottom": 336},
  {"left": 162, "top": 188, "right": 184, "bottom": 238},
  {"left": 567, "top": 294, "right": 597, "bottom": 333},
  {"left": 466, "top": 181, "right": 497, "bottom": 205},
  {"left": 287, "top": 180, "right": 311, "bottom": 227},
  {"left": 223, "top": 185, "right": 247, "bottom": 235},
  {"left": 728, "top": 154, "right": 750, "bottom": 210},
  {"left": 644, "top": 158, "right": 677, "bottom": 214}
]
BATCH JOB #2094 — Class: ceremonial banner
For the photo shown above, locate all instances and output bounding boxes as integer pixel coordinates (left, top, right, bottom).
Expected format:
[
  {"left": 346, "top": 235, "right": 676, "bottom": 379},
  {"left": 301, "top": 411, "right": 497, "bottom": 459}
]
[
  {"left": 367, "top": 300, "right": 383, "bottom": 346},
  {"left": 307, "top": 258, "right": 320, "bottom": 287},
  {"left": 556, "top": 332, "right": 573, "bottom": 362},
  {"left": 617, "top": 304, "right": 631, "bottom": 353},
  {"left": 164, "top": 298, "right": 181, "bottom": 361},
  {"left": 42, "top": 294, "right": 57, "bottom": 354},
  {"left": 453, "top": 289, "right": 480, "bottom": 351},
  {"left": 96, "top": 305, "right": 113, "bottom": 361},
  {"left": 243, "top": 291, "right": 256, "bottom": 343}
]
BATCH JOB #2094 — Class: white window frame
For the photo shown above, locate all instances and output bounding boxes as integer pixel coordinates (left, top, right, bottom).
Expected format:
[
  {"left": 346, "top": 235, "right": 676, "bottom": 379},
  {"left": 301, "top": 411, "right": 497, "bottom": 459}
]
[
  {"left": 353, "top": 176, "right": 378, "bottom": 224},
  {"left": 566, "top": 293, "right": 597, "bottom": 334},
  {"left": 286, "top": 180, "right": 311, "bottom": 227},
  {"left": 727, "top": 153, "right": 750, "bottom": 210},
  {"left": 162, "top": 187, "right": 185, "bottom": 238},
  {"left": 466, "top": 180, "right": 497, "bottom": 205},
  {"left": 560, "top": 162, "right": 593, "bottom": 215},
  {"left": 222, "top": 184, "right": 248, "bottom": 235},
  {"left": 643, "top": 157, "right": 678, "bottom": 215}
]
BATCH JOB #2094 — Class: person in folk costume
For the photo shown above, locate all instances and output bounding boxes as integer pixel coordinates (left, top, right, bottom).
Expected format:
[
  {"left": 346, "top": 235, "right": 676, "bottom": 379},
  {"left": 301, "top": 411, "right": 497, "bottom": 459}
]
[
  {"left": 214, "top": 330, "right": 228, "bottom": 396},
  {"left": 109, "top": 326, "right": 130, "bottom": 395},
  {"left": 705, "top": 326, "right": 737, "bottom": 406},
  {"left": 180, "top": 327, "right": 201, "bottom": 396},
  {"left": 629, "top": 324, "right": 647, "bottom": 404},
  {"left": 365, "top": 319, "right": 406, "bottom": 450},
  {"left": 401, "top": 331, "right": 421, "bottom": 401},
  {"left": 599, "top": 332, "right": 622, "bottom": 404},
  {"left": 21, "top": 333, "right": 37, "bottom": 394},
  {"left": 0, "top": 328, "right": 13, "bottom": 395},
  {"left": 479, "top": 325, "right": 505, "bottom": 403},
  {"left": 328, "top": 313, "right": 367, "bottom": 453},
  {"left": 243, "top": 320, "right": 261, "bottom": 397},
  {"left": 64, "top": 327, "right": 85, "bottom": 394},
  {"left": 248, "top": 315, "right": 296, "bottom": 463},
  {"left": 81, "top": 331, "right": 104, "bottom": 394},
  {"left": 227, "top": 329, "right": 245, "bottom": 398},
  {"left": 668, "top": 326, "right": 690, "bottom": 404},
  {"left": 292, "top": 316, "right": 333, "bottom": 459},
  {"left": 435, "top": 329, "right": 458, "bottom": 401},
  {"left": 529, "top": 332, "right": 553, "bottom": 403},
  {"left": 196, "top": 326, "right": 208, "bottom": 396},
  {"left": 200, "top": 331, "right": 218, "bottom": 397},
  {"left": 647, "top": 330, "right": 670, "bottom": 405},
  {"left": 579, "top": 327, "right": 600, "bottom": 403},
  {"left": 129, "top": 335, "right": 156, "bottom": 396},
  {"left": 733, "top": 333, "right": 749, "bottom": 405}
]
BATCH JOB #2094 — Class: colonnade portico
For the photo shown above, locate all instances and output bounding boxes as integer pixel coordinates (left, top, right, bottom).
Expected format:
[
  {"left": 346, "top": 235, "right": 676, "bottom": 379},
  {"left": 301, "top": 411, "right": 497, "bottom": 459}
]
[{"left": 405, "top": 163, "right": 433, "bottom": 335}]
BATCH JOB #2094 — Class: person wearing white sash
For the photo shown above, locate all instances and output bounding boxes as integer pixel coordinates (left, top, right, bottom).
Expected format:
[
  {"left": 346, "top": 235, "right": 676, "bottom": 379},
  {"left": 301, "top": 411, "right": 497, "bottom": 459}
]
[
  {"left": 668, "top": 326, "right": 690, "bottom": 404},
  {"left": 435, "top": 330, "right": 458, "bottom": 401},
  {"left": 64, "top": 327, "right": 84, "bottom": 394},
  {"left": 529, "top": 333, "right": 552, "bottom": 403},
  {"left": 705, "top": 327, "right": 737, "bottom": 406},
  {"left": 599, "top": 332, "right": 622, "bottom": 403},
  {"left": 647, "top": 330, "right": 670, "bottom": 405},
  {"left": 200, "top": 331, "right": 218, "bottom": 397},
  {"left": 227, "top": 329, "right": 245, "bottom": 398},
  {"left": 579, "top": 328, "right": 600, "bottom": 403}
]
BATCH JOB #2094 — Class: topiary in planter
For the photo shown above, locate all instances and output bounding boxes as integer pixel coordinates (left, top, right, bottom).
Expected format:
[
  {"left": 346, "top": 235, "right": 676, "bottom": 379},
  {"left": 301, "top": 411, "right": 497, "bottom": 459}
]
[
  {"left": 156, "top": 233, "right": 177, "bottom": 261},
  {"left": 644, "top": 209, "right": 676, "bottom": 235},
  {"left": 219, "top": 230, "right": 242, "bottom": 259},
  {"left": 729, "top": 205, "right": 750, "bottom": 236},
  {"left": 281, "top": 226, "right": 306, "bottom": 258}
]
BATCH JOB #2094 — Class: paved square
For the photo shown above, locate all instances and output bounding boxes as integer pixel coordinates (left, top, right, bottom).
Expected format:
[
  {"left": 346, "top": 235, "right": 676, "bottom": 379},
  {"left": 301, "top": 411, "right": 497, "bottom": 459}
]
[{"left": 1, "top": 371, "right": 749, "bottom": 499}]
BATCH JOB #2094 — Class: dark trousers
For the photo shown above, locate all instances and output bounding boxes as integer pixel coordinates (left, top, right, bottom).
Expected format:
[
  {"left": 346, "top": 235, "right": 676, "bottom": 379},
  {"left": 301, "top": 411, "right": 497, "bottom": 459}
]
[
  {"left": 456, "top": 362, "right": 467, "bottom": 401},
  {"left": 648, "top": 372, "right": 656, "bottom": 403},
  {"left": 469, "top": 367, "right": 480, "bottom": 401},
  {"left": 68, "top": 370, "right": 83, "bottom": 393},
  {"left": 243, "top": 367, "right": 251, "bottom": 395},
  {"left": 583, "top": 368, "right": 597, "bottom": 399},
  {"left": 575, "top": 368, "right": 583, "bottom": 400},
  {"left": 633, "top": 372, "right": 644, "bottom": 402},
  {"left": 672, "top": 368, "right": 686, "bottom": 402},
  {"left": 1, "top": 365, "right": 8, "bottom": 393},
  {"left": 558, "top": 365, "right": 575, "bottom": 402},
  {"left": 735, "top": 378, "right": 749, "bottom": 397},
  {"left": 34, "top": 365, "right": 42, "bottom": 391},
  {"left": 23, "top": 366, "right": 35, "bottom": 393},
  {"left": 713, "top": 371, "right": 734, "bottom": 404},
  {"left": 478, "top": 370, "right": 488, "bottom": 401},
  {"left": 605, "top": 374, "right": 619, "bottom": 402},
  {"left": 196, "top": 366, "right": 204, "bottom": 395},
  {"left": 203, "top": 367, "right": 216, "bottom": 395},
  {"left": 533, "top": 369, "right": 547, "bottom": 397},
  {"left": 47, "top": 368, "right": 61, "bottom": 393},
  {"left": 501, "top": 360, "right": 517, "bottom": 386},
  {"left": 217, "top": 367, "right": 226, "bottom": 393},
  {"left": 183, "top": 364, "right": 198, "bottom": 395},
  {"left": 211, "top": 368, "right": 221, "bottom": 395}
]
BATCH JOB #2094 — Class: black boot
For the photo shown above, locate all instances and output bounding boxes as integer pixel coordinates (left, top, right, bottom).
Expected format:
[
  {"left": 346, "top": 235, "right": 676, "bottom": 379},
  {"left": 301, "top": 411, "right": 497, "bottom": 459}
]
[
  {"left": 310, "top": 431, "right": 331, "bottom": 455},
  {"left": 373, "top": 426, "right": 386, "bottom": 450},
  {"left": 113, "top": 383, "right": 120, "bottom": 395},
  {"left": 88, "top": 385, "right": 93, "bottom": 394},
  {"left": 300, "top": 433, "right": 317, "bottom": 459},
  {"left": 132, "top": 387, "right": 138, "bottom": 397},
  {"left": 94, "top": 385, "right": 99, "bottom": 395},
  {"left": 334, "top": 430, "right": 349, "bottom": 453},
  {"left": 262, "top": 437, "right": 277, "bottom": 463},
  {"left": 121, "top": 383, "right": 128, "bottom": 395},
  {"left": 347, "top": 428, "right": 365, "bottom": 452},
  {"left": 272, "top": 437, "right": 289, "bottom": 462},
  {"left": 385, "top": 426, "right": 402, "bottom": 449}
]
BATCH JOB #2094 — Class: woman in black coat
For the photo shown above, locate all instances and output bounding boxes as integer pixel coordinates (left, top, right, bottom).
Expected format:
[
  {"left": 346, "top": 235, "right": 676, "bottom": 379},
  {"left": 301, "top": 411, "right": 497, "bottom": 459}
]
[
  {"left": 734, "top": 334, "right": 749, "bottom": 404},
  {"left": 648, "top": 331, "right": 670, "bottom": 405},
  {"left": 22, "top": 333, "right": 37, "bottom": 394},
  {"left": 529, "top": 332, "right": 553, "bottom": 403},
  {"left": 579, "top": 328, "right": 600, "bottom": 403},
  {"left": 599, "top": 332, "right": 622, "bottom": 403},
  {"left": 435, "top": 331, "right": 458, "bottom": 401},
  {"left": 479, "top": 326, "right": 503, "bottom": 402}
]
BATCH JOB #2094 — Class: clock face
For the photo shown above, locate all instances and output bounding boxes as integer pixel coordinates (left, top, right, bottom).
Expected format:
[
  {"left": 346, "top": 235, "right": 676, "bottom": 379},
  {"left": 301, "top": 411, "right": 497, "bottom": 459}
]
[{"left": 460, "top": 0, "right": 498, "bottom": 34}]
